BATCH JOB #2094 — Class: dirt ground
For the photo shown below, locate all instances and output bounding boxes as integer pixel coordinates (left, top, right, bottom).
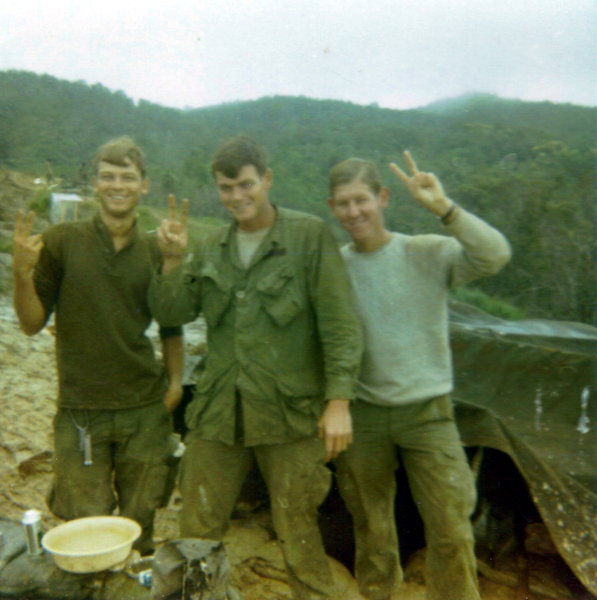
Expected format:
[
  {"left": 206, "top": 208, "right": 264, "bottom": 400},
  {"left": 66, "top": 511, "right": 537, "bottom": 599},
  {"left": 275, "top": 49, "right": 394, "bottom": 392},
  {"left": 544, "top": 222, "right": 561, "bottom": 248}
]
[{"left": 0, "top": 292, "right": 590, "bottom": 599}]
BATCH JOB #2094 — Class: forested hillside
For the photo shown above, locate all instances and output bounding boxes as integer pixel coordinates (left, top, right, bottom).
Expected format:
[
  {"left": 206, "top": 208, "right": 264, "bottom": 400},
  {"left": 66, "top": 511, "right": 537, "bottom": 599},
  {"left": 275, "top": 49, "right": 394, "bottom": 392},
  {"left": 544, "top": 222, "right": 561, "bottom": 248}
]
[{"left": 1, "top": 70, "right": 595, "bottom": 323}]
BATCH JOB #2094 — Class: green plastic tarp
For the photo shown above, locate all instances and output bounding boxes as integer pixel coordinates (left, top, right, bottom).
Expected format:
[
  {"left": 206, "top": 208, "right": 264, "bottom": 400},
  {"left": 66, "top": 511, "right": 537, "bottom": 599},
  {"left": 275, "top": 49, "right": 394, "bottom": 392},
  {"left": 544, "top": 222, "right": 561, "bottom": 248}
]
[{"left": 449, "top": 301, "right": 597, "bottom": 594}]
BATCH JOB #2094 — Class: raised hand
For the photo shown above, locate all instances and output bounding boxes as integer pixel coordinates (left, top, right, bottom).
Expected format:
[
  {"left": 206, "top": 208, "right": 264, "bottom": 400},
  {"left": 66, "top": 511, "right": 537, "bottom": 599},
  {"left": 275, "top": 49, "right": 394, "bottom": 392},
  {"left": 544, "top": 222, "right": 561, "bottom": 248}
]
[
  {"left": 389, "top": 151, "right": 454, "bottom": 218},
  {"left": 158, "top": 194, "right": 189, "bottom": 260},
  {"left": 13, "top": 210, "right": 44, "bottom": 279}
]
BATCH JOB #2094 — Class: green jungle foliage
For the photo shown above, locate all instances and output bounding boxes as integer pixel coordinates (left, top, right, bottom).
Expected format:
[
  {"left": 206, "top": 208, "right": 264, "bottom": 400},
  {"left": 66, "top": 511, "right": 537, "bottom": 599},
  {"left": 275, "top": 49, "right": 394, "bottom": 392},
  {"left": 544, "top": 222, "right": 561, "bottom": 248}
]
[
  {"left": 1, "top": 70, "right": 595, "bottom": 323},
  {"left": 29, "top": 188, "right": 51, "bottom": 216},
  {"left": 450, "top": 288, "right": 527, "bottom": 321}
]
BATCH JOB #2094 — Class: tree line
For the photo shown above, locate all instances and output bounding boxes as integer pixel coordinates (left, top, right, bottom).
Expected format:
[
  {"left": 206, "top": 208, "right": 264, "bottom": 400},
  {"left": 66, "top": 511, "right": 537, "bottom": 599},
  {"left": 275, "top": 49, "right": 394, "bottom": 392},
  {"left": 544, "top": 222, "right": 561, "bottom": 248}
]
[{"left": 0, "top": 70, "right": 595, "bottom": 324}]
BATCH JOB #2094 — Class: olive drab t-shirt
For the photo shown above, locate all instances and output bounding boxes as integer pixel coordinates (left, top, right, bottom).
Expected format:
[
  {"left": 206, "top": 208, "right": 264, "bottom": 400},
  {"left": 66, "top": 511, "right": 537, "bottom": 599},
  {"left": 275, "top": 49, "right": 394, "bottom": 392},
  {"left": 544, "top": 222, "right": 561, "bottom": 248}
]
[{"left": 34, "top": 213, "right": 182, "bottom": 410}]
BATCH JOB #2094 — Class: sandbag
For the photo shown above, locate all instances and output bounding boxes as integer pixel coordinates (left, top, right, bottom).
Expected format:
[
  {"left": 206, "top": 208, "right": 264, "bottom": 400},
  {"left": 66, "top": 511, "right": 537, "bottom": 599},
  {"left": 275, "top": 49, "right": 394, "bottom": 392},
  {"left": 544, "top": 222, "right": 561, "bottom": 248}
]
[
  {"left": 0, "top": 549, "right": 95, "bottom": 600},
  {"left": 151, "top": 539, "right": 243, "bottom": 600}
]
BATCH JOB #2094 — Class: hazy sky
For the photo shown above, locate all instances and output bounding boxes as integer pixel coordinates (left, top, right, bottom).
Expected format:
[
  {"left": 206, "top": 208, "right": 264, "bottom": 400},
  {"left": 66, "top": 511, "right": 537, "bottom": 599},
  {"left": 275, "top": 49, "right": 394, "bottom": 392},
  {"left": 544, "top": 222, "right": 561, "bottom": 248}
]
[{"left": 1, "top": 0, "right": 595, "bottom": 110}]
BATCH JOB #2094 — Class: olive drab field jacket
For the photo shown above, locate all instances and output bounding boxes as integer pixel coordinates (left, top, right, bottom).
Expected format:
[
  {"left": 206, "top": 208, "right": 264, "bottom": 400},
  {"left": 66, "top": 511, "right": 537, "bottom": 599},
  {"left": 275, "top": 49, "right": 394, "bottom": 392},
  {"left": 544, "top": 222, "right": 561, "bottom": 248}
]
[{"left": 148, "top": 207, "right": 362, "bottom": 446}]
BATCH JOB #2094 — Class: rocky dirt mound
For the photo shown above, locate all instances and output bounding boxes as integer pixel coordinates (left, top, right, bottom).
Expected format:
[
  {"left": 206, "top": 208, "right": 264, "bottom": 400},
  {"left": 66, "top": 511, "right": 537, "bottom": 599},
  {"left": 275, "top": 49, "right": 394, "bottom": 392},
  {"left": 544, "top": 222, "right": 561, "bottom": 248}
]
[{"left": 0, "top": 301, "right": 57, "bottom": 524}]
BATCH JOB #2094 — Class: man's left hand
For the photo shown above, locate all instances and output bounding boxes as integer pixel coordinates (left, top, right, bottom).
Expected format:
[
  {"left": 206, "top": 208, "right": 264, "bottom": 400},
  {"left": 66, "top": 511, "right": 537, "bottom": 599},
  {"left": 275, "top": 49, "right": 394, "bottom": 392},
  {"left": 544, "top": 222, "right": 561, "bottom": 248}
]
[
  {"left": 318, "top": 399, "right": 353, "bottom": 462},
  {"left": 164, "top": 383, "right": 184, "bottom": 413},
  {"left": 158, "top": 195, "right": 189, "bottom": 274},
  {"left": 389, "top": 151, "right": 453, "bottom": 217}
]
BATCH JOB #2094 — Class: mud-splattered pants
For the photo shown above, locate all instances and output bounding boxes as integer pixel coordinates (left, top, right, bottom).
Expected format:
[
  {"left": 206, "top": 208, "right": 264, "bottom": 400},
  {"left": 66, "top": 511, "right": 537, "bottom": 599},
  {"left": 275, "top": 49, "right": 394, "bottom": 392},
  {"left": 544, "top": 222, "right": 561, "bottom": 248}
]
[
  {"left": 179, "top": 432, "right": 336, "bottom": 600},
  {"left": 49, "top": 401, "right": 173, "bottom": 555},
  {"left": 334, "top": 395, "right": 480, "bottom": 600}
]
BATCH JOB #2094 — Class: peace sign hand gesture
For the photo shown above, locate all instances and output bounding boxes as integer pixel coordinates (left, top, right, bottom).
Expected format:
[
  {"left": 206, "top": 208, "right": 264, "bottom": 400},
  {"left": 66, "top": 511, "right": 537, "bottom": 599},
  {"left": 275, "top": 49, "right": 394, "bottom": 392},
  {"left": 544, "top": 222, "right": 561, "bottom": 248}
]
[
  {"left": 13, "top": 210, "right": 44, "bottom": 279},
  {"left": 158, "top": 194, "right": 189, "bottom": 255},
  {"left": 158, "top": 195, "right": 189, "bottom": 272},
  {"left": 389, "top": 151, "right": 455, "bottom": 219}
]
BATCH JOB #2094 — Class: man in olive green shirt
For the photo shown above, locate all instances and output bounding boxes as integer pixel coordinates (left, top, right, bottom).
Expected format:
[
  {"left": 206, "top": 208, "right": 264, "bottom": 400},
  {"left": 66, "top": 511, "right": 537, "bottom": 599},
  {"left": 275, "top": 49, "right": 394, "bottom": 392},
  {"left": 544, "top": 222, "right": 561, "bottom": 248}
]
[
  {"left": 12, "top": 137, "right": 184, "bottom": 554},
  {"left": 149, "top": 136, "right": 362, "bottom": 600}
]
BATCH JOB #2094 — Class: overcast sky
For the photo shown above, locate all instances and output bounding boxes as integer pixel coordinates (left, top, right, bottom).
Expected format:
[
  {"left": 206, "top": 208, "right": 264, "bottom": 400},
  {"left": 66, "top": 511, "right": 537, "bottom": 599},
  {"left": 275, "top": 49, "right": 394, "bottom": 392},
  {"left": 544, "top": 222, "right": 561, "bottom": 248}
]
[{"left": 1, "top": 0, "right": 595, "bottom": 111}]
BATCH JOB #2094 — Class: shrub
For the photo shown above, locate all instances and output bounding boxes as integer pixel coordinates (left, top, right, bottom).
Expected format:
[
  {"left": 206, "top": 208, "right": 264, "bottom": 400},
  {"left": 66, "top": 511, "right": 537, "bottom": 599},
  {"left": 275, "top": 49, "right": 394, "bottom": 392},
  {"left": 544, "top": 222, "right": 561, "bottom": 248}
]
[
  {"left": 29, "top": 189, "right": 51, "bottom": 216},
  {"left": 450, "top": 287, "right": 526, "bottom": 320}
]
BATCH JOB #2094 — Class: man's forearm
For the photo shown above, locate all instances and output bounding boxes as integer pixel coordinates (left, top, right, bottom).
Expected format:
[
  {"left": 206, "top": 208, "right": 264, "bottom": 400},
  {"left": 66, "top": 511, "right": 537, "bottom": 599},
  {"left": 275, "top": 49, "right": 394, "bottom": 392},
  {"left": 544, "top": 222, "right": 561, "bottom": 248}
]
[
  {"left": 445, "top": 208, "right": 512, "bottom": 277},
  {"left": 13, "top": 273, "right": 47, "bottom": 336},
  {"left": 162, "top": 255, "right": 184, "bottom": 275},
  {"left": 162, "top": 334, "right": 184, "bottom": 386},
  {"left": 161, "top": 334, "right": 185, "bottom": 412}
]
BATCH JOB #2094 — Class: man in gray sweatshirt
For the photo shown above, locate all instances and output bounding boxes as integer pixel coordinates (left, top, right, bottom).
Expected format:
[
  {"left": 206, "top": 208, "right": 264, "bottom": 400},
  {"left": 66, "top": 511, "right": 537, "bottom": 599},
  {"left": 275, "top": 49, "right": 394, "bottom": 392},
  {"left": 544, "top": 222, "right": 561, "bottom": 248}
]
[{"left": 327, "top": 151, "right": 512, "bottom": 600}]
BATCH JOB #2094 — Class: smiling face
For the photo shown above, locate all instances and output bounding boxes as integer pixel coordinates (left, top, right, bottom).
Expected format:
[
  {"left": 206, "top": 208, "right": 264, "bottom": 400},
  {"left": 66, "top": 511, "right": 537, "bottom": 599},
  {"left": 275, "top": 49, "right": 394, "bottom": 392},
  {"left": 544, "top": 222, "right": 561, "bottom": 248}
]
[
  {"left": 328, "top": 179, "right": 390, "bottom": 252},
  {"left": 214, "top": 165, "right": 275, "bottom": 231},
  {"left": 94, "top": 160, "right": 149, "bottom": 220}
]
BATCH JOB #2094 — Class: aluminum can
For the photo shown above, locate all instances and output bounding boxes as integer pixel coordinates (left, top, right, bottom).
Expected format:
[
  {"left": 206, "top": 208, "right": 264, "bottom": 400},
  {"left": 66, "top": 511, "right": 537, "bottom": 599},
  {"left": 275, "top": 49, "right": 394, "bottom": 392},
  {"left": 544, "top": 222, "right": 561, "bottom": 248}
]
[{"left": 21, "top": 509, "right": 43, "bottom": 556}]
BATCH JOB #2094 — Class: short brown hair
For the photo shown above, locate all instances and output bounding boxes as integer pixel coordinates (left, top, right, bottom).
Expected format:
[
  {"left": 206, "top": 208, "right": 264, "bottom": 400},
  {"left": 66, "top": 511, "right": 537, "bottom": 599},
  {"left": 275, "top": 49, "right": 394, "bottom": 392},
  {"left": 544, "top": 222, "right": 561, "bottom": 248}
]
[
  {"left": 329, "top": 158, "right": 382, "bottom": 196},
  {"left": 92, "top": 137, "right": 146, "bottom": 178},
  {"left": 211, "top": 135, "right": 268, "bottom": 178}
]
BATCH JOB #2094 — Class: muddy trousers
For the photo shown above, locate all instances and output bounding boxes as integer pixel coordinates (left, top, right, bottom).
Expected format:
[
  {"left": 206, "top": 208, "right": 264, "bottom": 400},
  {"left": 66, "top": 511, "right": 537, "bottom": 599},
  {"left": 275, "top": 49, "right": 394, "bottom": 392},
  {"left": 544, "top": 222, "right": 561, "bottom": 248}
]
[
  {"left": 179, "top": 432, "right": 336, "bottom": 600},
  {"left": 334, "top": 396, "right": 480, "bottom": 600},
  {"left": 49, "top": 402, "right": 173, "bottom": 555}
]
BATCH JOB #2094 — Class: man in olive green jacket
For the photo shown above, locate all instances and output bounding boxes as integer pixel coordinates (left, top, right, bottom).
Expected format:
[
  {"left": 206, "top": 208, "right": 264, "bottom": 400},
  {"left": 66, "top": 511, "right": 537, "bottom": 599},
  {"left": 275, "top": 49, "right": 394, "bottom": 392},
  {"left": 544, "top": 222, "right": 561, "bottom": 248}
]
[{"left": 149, "top": 136, "right": 362, "bottom": 600}]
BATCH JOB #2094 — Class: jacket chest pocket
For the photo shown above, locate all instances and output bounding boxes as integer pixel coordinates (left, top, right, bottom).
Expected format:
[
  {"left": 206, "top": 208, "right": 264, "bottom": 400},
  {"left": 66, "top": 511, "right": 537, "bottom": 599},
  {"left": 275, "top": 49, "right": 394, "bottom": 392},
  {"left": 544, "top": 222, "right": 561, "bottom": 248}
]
[
  {"left": 256, "top": 262, "right": 304, "bottom": 327},
  {"left": 200, "top": 262, "right": 233, "bottom": 328}
]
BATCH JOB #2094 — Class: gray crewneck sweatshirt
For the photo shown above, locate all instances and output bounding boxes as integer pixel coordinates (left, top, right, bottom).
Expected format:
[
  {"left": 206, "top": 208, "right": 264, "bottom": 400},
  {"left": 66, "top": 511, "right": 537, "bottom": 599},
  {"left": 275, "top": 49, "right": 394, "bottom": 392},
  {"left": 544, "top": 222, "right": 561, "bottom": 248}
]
[{"left": 341, "top": 208, "right": 511, "bottom": 406}]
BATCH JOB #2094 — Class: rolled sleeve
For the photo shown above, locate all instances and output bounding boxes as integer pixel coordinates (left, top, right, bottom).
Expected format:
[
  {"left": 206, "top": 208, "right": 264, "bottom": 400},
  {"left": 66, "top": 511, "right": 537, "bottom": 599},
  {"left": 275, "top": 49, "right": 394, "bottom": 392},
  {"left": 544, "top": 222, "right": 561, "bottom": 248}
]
[
  {"left": 158, "top": 325, "right": 183, "bottom": 339},
  {"left": 149, "top": 265, "right": 203, "bottom": 328}
]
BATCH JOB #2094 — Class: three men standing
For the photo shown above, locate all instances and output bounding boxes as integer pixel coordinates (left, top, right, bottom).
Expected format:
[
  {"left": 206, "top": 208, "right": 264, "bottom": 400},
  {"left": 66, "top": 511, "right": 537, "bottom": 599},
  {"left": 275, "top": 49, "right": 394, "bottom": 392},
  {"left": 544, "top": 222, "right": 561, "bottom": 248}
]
[{"left": 14, "top": 134, "right": 511, "bottom": 600}]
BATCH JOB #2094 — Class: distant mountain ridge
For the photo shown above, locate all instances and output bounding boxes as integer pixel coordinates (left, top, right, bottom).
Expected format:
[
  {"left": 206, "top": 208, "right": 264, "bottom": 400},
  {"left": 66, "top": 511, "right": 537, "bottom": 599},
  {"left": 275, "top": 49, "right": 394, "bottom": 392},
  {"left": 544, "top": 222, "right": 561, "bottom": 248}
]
[
  {"left": 0, "top": 69, "right": 595, "bottom": 323},
  {"left": 0, "top": 70, "right": 594, "bottom": 168},
  {"left": 419, "top": 91, "right": 595, "bottom": 144}
]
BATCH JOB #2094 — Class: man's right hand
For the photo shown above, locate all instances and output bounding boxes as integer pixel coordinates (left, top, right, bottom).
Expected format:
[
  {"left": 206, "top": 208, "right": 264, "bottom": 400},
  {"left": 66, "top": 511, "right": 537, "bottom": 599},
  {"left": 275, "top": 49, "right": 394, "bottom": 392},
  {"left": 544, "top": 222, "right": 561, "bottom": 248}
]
[
  {"left": 13, "top": 210, "right": 43, "bottom": 280},
  {"left": 318, "top": 398, "right": 353, "bottom": 462},
  {"left": 158, "top": 195, "right": 189, "bottom": 274},
  {"left": 13, "top": 210, "right": 47, "bottom": 336}
]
